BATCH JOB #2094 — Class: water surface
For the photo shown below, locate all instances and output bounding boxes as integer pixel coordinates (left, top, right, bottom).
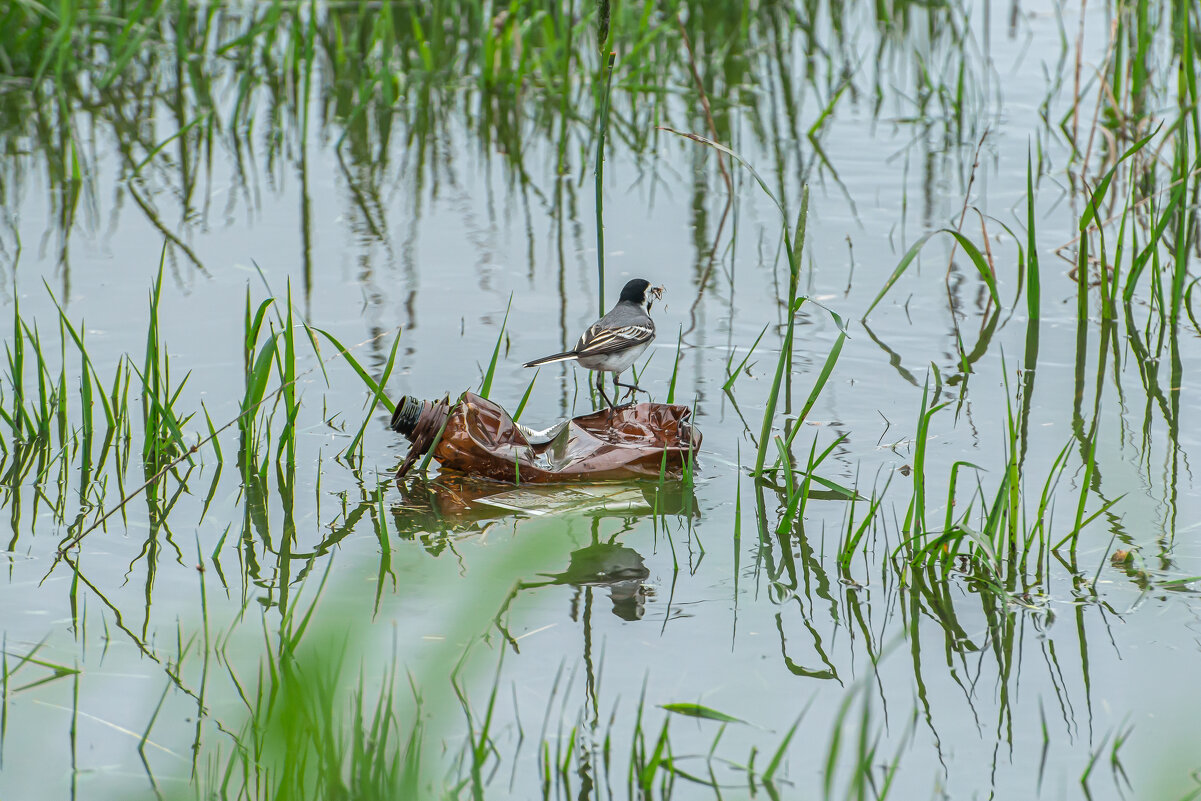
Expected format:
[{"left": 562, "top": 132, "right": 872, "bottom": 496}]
[{"left": 1, "top": 1, "right": 1198, "bottom": 799}]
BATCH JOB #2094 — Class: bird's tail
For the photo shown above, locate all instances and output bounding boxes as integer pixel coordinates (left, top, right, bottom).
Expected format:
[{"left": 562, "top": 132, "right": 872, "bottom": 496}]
[{"left": 523, "top": 351, "right": 578, "bottom": 368}]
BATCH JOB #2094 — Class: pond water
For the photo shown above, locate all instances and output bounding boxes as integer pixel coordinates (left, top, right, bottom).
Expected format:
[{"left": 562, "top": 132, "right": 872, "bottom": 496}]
[{"left": 1, "top": 1, "right": 1199, "bottom": 799}]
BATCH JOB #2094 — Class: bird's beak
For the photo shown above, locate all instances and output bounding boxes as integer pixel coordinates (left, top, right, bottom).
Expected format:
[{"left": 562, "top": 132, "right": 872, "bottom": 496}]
[{"left": 647, "top": 285, "right": 665, "bottom": 312}]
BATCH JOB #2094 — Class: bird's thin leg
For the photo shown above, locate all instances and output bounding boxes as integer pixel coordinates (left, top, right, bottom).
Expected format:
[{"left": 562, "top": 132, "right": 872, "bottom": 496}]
[
  {"left": 613, "top": 373, "right": 629, "bottom": 406},
  {"left": 595, "top": 371, "right": 616, "bottom": 412}
]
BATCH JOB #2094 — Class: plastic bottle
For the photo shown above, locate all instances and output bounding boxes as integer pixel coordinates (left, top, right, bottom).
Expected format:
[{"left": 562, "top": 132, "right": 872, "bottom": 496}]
[{"left": 391, "top": 392, "right": 700, "bottom": 482}]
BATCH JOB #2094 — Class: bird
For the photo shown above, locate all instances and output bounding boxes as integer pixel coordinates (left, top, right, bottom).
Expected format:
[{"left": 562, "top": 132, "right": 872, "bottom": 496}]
[{"left": 523, "top": 278, "right": 664, "bottom": 411}]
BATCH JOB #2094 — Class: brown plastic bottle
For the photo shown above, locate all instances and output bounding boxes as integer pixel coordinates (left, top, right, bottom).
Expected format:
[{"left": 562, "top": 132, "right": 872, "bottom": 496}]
[{"left": 391, "top": 392, "right": 700, "bottom": 482}]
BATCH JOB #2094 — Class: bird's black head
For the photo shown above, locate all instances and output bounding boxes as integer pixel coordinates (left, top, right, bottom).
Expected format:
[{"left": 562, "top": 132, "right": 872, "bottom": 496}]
[{"left": 619, "top": 279, "right": 652, "bottom": 303}]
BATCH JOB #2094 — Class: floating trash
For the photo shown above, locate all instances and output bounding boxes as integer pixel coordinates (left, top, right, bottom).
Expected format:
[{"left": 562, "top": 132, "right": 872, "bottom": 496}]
[{"left": 392, "top": 392, "right": 700, "bottom": 482}]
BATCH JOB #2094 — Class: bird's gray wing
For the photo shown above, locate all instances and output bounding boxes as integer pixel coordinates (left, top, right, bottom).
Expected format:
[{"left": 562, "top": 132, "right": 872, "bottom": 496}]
[{"left": 573, "top": 320, "right": 655, "bottom": 357}]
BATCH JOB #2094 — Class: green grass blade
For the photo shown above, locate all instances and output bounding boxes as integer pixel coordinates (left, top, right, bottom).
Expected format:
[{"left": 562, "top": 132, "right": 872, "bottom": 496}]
[
  {"left": 659, "top": 703, "right": 745, "bottom": 725},
  {"left": 480, "top": 295, "right": 511, "bottom": 400}
]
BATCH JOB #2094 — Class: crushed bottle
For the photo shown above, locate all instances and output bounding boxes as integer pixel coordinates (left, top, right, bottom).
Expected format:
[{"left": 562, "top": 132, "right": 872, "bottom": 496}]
[{"left": 391, "top": 391, "right": 700, "bottom": 483}]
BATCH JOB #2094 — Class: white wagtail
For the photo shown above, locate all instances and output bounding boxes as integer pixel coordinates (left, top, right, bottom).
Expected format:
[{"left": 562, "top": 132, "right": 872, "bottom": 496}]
[{"left": 523, "top": 278, "right": 665, "bottom": 410}]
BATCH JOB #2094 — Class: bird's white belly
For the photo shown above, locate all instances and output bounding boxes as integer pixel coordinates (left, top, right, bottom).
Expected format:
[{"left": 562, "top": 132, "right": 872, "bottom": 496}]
[{"left": 577, "top": 340, "right": 650, "bottom": 373}]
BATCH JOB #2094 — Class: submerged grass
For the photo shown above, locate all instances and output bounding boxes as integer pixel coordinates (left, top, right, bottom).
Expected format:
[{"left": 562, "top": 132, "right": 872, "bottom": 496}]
[{"left": 3, "top": 261, "right": 411, "bottom": 566}]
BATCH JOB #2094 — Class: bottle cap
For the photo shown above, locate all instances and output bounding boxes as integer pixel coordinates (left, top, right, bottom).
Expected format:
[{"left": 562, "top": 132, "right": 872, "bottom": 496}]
[{"left": 394, "top": 395, "right": 451, "bottom": 477}]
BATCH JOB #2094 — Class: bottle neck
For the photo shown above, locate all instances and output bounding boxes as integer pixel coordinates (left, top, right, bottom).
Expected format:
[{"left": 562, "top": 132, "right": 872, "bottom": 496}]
[{"left": 393, "top": 396, "right": 451, "bottom": 477}]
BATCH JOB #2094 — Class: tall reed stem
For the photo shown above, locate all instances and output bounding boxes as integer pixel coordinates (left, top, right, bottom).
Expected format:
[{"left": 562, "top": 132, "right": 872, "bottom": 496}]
[
  {"left": 595, "top": 50, "right": 616, "bottom": 314},
  {"left": 754, "top": 186, "right": 808, "bottom": 476}
]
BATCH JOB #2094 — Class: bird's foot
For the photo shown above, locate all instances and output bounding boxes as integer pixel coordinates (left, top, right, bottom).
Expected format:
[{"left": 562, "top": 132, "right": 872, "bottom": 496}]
[{"left": 615, "top": 383, "right": 646, "bottom": 406}]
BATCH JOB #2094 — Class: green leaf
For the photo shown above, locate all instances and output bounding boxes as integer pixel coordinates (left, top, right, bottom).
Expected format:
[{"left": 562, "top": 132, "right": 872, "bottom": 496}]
[
  {"left": 480, "top": 295, "right": 511, "bottom": 400},
  {"left": 312, "top": 327, "right": 398, "bottom": 415},
  {"left": 1079, "top": 125, "right": 1160, "bottom": 231},
  {"left": 940, "top": 229, "right": 1000, "bottom": 309},
  {"left": 862, "top": 231, "right": 936, "bottom": 318},
  {"left": 863, "top": 229, "right": 1000, "bottom": 319},
  {"left": 659, "top": 703, "right": 746, "bottom": 725},
  {"left": 657, "top": 127, "right": 785, "bottom": 220}
]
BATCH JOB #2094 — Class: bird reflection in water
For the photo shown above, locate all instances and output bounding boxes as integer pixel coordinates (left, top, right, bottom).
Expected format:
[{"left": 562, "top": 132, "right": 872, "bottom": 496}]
[
  {"left": 390, "top": 475, "right": 696, "bottom": 622},
  {"left": 553, "top": 541, "right": 651, "bottom": 621},
  {"left": 388, "top": 476, "right": 697, "bottom": 801}
]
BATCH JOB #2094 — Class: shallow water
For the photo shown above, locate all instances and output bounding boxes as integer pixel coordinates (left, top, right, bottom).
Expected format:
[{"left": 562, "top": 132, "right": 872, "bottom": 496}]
[{"left": 2, "top": 1, "right": 1199, "bottom": 799}]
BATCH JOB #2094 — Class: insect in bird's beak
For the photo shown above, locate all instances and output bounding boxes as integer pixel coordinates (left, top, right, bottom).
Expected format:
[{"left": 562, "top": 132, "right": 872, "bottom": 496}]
[{"left": 647, "top": 285, "right": 665, "bottom": 312}]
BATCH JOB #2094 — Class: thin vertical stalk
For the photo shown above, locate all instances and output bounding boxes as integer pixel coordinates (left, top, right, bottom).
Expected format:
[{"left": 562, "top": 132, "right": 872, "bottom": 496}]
[
  {"left": 754, "top": 186, "right": 808, "bottom": 476},
  {"left": 594, "top": 50, "right": 616, "bottom": 315}
]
